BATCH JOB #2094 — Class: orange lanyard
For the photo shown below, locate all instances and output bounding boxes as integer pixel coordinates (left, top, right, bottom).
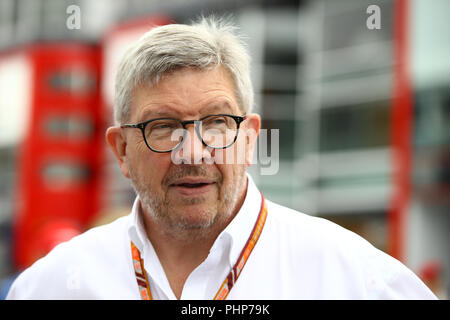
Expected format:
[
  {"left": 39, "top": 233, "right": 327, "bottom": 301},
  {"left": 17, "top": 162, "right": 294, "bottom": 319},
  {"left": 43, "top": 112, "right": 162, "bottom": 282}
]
[{"left": 130, "top": 193, "right": 268, "bottom": 300}]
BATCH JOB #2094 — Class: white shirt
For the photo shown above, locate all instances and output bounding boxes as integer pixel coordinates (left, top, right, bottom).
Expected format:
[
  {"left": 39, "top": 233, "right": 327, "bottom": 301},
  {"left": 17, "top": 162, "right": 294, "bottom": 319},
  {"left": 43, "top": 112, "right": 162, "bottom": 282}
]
[{"left": 7, "top": 174, "right": 436, "bottom": 299}]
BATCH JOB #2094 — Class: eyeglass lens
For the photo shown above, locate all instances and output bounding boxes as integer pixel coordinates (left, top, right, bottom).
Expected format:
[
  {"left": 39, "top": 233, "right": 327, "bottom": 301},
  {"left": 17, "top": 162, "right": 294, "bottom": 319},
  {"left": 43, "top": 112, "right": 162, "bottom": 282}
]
[{"left": 144, "top": 115, "right": 239, "bottom": 152}]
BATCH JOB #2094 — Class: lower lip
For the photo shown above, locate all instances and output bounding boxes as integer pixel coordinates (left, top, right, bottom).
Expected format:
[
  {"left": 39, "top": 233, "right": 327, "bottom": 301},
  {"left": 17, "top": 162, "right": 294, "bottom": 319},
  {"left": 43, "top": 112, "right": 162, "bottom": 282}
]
[{"left": 171, "top": 183, "right": 216, "bottom": 196}]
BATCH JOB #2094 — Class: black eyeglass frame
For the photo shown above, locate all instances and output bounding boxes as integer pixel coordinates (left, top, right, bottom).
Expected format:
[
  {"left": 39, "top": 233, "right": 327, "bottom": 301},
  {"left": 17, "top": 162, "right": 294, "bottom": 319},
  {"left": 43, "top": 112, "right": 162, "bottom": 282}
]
[{"left": 120, "top": 114, "right": 247, "bottom": 153}]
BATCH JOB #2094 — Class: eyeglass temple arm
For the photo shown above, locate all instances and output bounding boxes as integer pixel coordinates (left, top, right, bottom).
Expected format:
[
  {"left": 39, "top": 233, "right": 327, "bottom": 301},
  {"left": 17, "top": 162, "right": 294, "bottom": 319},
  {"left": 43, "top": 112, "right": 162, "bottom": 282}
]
[{"left": 120, "top": 123, "right": 142, "bottom": 129}]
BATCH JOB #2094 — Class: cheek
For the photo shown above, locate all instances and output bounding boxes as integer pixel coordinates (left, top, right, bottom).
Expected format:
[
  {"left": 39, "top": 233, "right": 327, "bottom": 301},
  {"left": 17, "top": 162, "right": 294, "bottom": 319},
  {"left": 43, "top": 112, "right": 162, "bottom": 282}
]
[
  {"left": 212, "top": 139, "right": 247, "bottom": 166},
  {"left": 130, "top": 151, "right": 172, "bottom": 189},
  {"left": 215, "top": 163, "right": 241, "bottom": 187}
]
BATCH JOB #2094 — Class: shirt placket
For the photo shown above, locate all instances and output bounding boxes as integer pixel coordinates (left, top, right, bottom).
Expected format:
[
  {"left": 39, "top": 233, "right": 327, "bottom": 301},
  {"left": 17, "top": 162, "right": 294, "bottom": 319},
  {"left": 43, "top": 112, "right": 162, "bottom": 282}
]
[{"left": 180, "top": 235, "right": 230, "bottom": 299}]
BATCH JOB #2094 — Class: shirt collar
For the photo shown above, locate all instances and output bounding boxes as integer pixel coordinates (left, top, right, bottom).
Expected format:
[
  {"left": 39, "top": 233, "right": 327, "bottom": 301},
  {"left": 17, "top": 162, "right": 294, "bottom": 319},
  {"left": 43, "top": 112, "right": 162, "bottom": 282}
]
[
  {"left": 218, "top": 173, "right": 263, "bottom": 266},
  {"left": 127, "top": 195, "right": 147, "bottom": 253},
  {"left": 127, "top": 172, "right": 263, "bottom": 280}
]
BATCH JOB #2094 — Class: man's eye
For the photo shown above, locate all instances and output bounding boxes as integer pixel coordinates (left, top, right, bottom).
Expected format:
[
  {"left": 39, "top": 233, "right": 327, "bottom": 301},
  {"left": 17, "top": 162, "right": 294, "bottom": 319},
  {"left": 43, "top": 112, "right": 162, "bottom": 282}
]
[
  {"left": 205, "top": 117, "right": 227, "bottom": 126},
  {"left": 154, "top": 124, "right": 171, "bottom": 129},
  {"left": 152, "top": 122, "right": 177, "bottom": 130}
]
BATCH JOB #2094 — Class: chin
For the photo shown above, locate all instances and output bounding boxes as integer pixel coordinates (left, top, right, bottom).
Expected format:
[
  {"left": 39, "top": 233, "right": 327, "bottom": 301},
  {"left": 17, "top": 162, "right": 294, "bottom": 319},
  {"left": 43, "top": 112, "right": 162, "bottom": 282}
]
[{"left": 172, "top": 205, "right": 218, "bottom": 229}]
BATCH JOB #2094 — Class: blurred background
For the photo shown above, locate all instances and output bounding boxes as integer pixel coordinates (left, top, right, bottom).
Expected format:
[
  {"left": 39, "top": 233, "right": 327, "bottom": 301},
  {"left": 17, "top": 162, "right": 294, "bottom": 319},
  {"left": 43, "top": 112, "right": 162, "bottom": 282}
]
[{"left": 0, "top": 0, "right": 448, "bottom": 299}]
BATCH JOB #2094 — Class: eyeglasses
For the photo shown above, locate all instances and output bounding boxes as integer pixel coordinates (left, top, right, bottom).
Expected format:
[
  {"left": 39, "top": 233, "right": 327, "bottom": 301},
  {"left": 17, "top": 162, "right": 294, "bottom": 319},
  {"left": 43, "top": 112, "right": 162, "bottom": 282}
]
[{"left": 120, "top": 114, "right": 246, "bottom": 153}]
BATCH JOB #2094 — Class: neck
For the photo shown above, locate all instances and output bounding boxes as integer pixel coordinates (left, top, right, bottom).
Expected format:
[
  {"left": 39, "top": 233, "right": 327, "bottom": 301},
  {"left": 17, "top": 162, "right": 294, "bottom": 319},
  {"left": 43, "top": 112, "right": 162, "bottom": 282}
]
[
  {"left": 141, "top": 178, "right": 248, "bottom": 299},
  {"left": 144, "top": 213, "right": 232, "bottom": 300}
]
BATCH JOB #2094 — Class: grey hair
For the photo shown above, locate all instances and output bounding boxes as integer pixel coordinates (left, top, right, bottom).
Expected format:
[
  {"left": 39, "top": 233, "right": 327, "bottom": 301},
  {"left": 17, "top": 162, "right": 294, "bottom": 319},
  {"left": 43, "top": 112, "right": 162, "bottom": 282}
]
[{"left": 114, "top": 16, "right": 254, "bottom": 124}]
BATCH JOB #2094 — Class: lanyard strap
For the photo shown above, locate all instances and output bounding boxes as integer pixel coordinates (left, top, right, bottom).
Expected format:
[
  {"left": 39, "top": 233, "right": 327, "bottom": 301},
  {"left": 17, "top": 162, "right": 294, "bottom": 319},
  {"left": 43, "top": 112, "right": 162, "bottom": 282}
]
[
  {"left": 130, "top": 193, "right": 268, "bottom": 300},
  {"left": 131, "top": 241, "right": 152, "bottom": 300}
]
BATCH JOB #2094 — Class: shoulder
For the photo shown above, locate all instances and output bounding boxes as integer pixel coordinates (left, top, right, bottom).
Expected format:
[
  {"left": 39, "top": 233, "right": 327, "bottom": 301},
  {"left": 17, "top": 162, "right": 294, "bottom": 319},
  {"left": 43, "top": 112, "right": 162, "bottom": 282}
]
[
  {"left": 6, "top": 215, "right": 130, "bottom": 299},
  {"left": 263, "top": 200, "right": 436, "bottom": 299},
  {"left": 46, "top": 214, "right": 129, "bottom": 264},
  {"left": 264, "top": 199, "right": 380, "bottom": 266},
  {"left": 264, "top": 199, "right": 361, "bottom": 247}
]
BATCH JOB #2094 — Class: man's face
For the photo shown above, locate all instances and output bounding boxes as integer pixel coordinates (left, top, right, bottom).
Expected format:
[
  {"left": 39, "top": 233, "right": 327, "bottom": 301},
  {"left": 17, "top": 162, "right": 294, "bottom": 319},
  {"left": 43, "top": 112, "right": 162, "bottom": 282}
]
[{"left": 107, "top": 67, "right": 260, "bottom": 240}]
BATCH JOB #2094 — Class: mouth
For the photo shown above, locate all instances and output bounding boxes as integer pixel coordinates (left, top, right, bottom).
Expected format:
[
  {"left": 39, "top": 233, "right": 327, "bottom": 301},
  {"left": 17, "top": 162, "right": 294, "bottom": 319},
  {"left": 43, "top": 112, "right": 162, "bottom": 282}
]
[
  {"left": 169, "top": 177, "right": 216, "bottom": 196},
  {"left": 174, "top": 182, "right": 211, "bottom": 188}
]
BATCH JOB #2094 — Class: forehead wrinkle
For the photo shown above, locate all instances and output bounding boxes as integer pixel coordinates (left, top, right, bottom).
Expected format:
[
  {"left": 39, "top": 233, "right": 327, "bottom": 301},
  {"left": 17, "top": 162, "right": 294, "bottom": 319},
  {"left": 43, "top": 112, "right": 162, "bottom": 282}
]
[
  {"left": 138, "top": 104, "right": 183, "bottom": 121},
  {"left": 138, "top": 99, "right": 237, "bottom": 122},
  {"left": 200, "top": 100, "right": 234, "bottom": 115}
]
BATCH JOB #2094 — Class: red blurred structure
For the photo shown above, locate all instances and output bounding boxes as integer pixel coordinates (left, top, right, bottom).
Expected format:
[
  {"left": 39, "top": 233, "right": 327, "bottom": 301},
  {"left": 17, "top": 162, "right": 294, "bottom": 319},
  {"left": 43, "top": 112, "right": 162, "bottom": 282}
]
[
  {"left": 12, "top": 15, "right": 172, "bottom": 271},
  {"left": 388, "top": 0, "right": 412, "bottom": 262},
  {"left": 13, "top": 43, "right": 104, "bottom": 269}
]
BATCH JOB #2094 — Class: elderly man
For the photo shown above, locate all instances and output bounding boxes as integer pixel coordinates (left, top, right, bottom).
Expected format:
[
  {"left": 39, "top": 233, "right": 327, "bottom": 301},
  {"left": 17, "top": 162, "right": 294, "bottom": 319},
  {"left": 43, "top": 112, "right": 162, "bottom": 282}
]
[{"left": 7, "top": 17, "right": 436, "bottom": 300}]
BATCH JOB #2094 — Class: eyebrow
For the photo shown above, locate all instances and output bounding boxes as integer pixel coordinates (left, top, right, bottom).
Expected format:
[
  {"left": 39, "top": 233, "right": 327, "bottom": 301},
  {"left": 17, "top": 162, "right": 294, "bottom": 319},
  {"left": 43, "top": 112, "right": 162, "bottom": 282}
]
[
  {"left": 137, "top": 101, "right": 236, "bottom": 122},
  {"left": 138, "top": 106, "right": 182, "bottom": 121}
]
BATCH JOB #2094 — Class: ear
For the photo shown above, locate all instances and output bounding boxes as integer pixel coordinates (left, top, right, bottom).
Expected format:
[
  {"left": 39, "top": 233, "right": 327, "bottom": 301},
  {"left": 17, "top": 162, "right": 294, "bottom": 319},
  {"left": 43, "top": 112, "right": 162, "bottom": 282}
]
[
  {"left": 105, "top": 126, "right": 131, "bottom": 179},
  {"left": 243, "top": 113, "right": 261, "bottom": 166}
]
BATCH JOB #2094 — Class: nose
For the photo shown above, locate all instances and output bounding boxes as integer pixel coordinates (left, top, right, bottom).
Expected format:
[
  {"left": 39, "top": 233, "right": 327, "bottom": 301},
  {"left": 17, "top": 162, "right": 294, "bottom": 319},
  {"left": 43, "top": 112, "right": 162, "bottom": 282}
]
[{"left": 171, "top": 122, "right": 213, "bottom": 165}]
